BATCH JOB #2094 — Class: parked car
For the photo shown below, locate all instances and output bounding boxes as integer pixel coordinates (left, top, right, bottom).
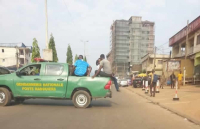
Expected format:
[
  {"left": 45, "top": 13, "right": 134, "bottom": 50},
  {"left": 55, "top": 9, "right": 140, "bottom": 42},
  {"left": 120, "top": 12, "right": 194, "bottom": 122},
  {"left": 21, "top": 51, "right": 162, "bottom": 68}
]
[
  {"left": 0, "top": 66, "right": 11, "bottom": 75},
  {"left": 0, "top": 62, "right": 112, "bottom": 108},
  {"left": 133, "top": 77, "right": 142, "bottom": 88},
  {"left": 120, "top": 79, "right": 128, "bottom": 87}
]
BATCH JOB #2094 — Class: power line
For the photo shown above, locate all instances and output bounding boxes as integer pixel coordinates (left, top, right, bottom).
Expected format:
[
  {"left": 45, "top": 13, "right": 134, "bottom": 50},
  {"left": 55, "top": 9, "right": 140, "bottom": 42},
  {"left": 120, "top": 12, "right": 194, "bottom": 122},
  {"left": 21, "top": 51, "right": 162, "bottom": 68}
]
[
  {"left": 156, "top": 41, "right": 169, "bottom": 48},
  {"left": 62, "top": 0, "right": 75, "bottom": 24}
]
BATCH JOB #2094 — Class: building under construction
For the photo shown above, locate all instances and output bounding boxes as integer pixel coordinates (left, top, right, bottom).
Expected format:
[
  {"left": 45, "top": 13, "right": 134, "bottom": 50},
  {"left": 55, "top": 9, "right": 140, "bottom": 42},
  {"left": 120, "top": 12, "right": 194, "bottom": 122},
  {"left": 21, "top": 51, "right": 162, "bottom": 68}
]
[{"left": 110, "top": 16, "right": 155, "bottom": 77}]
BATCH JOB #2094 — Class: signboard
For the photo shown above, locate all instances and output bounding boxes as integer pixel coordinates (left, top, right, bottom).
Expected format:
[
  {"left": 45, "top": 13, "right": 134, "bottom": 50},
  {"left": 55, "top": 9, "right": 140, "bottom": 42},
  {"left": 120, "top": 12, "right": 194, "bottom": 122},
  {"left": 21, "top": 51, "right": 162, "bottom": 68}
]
[
  {"left": 167, "top": 61, "right": 181, "bottom": 71},
  {"left": 169, "top": 16, "right": 200, "bottom": 46},
  {"left": 43, "top": 49, "right": 53, "bottom": 61}
]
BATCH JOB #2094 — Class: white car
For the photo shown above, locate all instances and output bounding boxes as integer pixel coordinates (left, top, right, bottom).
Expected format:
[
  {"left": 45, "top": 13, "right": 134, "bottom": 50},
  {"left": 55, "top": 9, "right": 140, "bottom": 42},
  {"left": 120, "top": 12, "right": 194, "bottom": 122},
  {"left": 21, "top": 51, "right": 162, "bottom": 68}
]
[{"left": 120, "top": 79, "right": 128, "bottom": 87}]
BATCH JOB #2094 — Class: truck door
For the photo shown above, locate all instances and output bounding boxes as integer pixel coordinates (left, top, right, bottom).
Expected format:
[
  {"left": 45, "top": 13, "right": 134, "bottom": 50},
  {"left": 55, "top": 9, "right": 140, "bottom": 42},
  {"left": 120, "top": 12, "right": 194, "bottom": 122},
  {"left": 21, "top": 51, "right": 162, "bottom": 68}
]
[
  {"left": 41, "top": 64, "right": 67, "bottom": 98},
  {"left": 14, "top": 64, "right": 44, "bottom": 97}
]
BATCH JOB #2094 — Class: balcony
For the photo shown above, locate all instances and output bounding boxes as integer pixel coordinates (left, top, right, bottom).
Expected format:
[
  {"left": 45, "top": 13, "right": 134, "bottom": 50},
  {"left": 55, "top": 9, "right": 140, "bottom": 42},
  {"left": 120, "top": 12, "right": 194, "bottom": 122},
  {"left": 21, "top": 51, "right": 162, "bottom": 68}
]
[{"left": 174, "top": 51, "right": 185, "bottom": 57}]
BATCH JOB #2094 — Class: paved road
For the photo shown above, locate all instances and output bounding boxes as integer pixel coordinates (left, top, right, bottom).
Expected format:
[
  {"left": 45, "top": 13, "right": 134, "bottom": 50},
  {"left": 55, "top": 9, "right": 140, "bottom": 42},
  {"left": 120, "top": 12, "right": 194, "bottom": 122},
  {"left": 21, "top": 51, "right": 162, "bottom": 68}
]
[{"left": 0, "top": 87, "right": 200, "bottom": 129}]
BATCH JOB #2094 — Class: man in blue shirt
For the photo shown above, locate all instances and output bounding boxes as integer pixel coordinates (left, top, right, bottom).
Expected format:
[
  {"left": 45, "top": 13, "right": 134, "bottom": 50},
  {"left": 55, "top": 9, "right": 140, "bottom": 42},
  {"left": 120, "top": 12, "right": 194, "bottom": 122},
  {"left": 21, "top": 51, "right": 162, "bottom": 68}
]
[{"left": 71, "top": 55, "right": 92, "bottom": 76}]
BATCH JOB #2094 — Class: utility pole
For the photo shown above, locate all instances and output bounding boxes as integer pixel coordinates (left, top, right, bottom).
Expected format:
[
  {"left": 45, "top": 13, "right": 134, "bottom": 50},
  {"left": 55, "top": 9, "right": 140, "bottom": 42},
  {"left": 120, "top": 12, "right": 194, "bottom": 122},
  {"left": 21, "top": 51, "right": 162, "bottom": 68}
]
[
  {"left": 146, "top": 53, "right": 149, "bottom": 74},
  {"left": 184, "top": 20, "right": 189, "bottom": 85},
  {"left": 45, "top": 0, "right": 49, "bottom": 49},
  {"left": 153, "top": 47, "right": 156, "bottom": 71},
  {"left": 185, "top": 20, "right": 189, "bottom": 59}
]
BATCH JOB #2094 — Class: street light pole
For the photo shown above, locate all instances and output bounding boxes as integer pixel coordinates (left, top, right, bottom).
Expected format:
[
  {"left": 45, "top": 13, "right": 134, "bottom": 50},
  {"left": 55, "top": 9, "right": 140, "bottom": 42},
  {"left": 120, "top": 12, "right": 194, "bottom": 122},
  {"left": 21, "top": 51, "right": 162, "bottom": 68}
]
[
  {"left": 45, "top": 0, "right": 49, "bottom": 49},
  {"left": 81, "top": 40, "right": 89, "bottom": 57}
]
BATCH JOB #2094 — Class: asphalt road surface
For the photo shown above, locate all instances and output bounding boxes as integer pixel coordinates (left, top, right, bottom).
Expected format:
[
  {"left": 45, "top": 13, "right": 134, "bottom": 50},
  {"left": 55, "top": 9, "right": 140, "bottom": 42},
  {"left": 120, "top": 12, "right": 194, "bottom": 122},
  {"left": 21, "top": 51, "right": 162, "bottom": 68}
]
[{"left": 0, "top": 86, "right": 200, "bottom": 129}]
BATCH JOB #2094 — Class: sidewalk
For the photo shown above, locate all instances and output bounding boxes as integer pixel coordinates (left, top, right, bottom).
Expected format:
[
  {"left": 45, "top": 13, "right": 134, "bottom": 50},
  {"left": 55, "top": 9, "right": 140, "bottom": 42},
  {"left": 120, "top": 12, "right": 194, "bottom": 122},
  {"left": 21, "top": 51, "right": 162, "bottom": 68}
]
[{"left": 126, "top": 84, "right": 200, "bottom": 125}]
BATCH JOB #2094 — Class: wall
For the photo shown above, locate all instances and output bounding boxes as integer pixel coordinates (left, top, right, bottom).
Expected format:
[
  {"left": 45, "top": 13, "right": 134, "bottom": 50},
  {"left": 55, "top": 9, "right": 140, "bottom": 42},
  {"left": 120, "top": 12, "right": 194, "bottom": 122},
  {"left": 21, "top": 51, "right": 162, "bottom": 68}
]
[
  {"left": 142, "top": 58, "right": 167, "bottom": 75},
  {"left": 0, "top": 47, "right": 17, "bottom": 67},
  {"left": 163, "top": 59, "right": 194, "bottom": 79},
  {"left": 0, "top": 47, "right": 31, "bottom": 67},
  {"left": 132, "top": 64, "right": 142, "bottom": 72}
]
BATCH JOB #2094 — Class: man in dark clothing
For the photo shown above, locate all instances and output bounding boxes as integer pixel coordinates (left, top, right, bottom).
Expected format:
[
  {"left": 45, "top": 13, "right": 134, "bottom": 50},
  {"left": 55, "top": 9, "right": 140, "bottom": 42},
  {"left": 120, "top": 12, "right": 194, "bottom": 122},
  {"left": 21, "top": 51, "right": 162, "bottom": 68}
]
[
  {"left": 92, "top": 54, "right": 119, "bottom": 92},
  {"left": 170, "top": 72, "right": 176, "bottom": 89},
  {"left": 150, "top": 70, "right": 157, "bottom": 97}
]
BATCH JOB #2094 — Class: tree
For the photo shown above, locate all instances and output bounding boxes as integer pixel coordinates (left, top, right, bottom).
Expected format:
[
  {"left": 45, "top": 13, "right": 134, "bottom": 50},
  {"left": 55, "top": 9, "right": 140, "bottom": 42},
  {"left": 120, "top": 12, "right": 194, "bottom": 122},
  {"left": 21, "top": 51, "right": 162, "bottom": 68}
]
[
  {"left": 49, "top": 34, "right": 58, "bottom": 62},
  {"left": 142, "top": 69, "right": 146, "bottom": 73},
  {"left": 31, "top": 38, "right": 40, "bottom": 62},
  {"left": 66, "top": 44, "right": 73, "bottom": 65},
  {"left": 74, "top": 54, "right": 78, "bottom": 63},
  {"left": 83, "top": 56, "right": 87, "bottom": 62}
]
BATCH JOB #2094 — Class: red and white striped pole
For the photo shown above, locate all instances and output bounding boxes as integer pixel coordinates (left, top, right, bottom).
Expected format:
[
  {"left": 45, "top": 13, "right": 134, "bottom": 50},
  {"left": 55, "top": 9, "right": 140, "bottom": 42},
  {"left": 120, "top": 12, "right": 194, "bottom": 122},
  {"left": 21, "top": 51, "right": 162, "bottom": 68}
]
[
  {"left": 145, "top": 81, "right": 148, "bottom": 94},
  {"left": 142, "top": 80, "right": 145, "bottom": 91},
  {"left": 156, "top": 80, "right": 160, "bottom": 93},
  {"left": 173, "top": 80, "right": 179, "bottom": 101}
]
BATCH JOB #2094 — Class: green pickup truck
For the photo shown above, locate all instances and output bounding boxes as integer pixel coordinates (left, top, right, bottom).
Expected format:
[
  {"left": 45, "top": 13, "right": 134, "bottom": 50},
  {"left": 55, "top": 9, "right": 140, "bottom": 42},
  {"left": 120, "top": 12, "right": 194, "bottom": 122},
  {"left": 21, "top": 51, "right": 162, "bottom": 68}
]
[{"left": 0, "top": 62, "right": 112, "bottom": 108}]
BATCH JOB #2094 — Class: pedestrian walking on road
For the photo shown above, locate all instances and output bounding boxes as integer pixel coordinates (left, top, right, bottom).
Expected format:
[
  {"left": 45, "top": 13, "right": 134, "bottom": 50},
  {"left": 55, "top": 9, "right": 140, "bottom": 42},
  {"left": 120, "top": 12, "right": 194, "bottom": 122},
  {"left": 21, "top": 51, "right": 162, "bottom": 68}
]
[
  {"left": 177, "top": 71, "right": 183, "bottom": 89},
  {"left": 170, "top": 72, "right": 176, "bottom": 89},
  {"left": 150, "top": 70, "right": 158, "bottom": 97},
  {"left": 160, "top": 73, "right": 166, "bottom": 89}
]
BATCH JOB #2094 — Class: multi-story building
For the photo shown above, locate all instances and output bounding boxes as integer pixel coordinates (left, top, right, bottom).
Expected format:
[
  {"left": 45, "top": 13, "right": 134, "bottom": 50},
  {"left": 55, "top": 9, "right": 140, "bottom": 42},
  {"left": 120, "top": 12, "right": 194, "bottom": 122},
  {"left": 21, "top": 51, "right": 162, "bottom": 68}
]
[
  {"left": 141, "top": 54, "right": 169, "bottom": 75},
  {"left": 0, "top": 43, "right": 32, "bottom": 70},
  {"left": 110, "top": 16, "right": 155, "bottom": 77},
  {"left": 170, "top": 15, "right": 200, "bottom": 76}
]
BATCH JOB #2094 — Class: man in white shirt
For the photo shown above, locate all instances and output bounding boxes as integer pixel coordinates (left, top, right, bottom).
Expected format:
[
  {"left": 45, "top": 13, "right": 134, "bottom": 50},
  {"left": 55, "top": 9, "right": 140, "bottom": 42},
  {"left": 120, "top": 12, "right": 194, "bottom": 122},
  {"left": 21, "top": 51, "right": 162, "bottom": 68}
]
[{"left": 92, "top": 54, "right": 119, "bottom": 91}]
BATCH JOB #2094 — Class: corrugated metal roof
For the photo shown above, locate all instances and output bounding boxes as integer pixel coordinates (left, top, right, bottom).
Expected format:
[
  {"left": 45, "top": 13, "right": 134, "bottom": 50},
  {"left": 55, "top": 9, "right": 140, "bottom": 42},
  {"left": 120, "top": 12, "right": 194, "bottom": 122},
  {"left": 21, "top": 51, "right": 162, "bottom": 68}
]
[{"left": 0, "top": 43, "right": 26, "bottom": 48}]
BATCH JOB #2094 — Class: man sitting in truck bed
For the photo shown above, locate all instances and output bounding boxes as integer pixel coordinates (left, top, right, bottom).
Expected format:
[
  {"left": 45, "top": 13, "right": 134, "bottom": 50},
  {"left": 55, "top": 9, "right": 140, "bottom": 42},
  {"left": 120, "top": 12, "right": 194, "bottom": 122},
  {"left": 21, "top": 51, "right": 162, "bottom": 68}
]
[{"left": 71, "top": 55, "right": 92, "bottom": 76}]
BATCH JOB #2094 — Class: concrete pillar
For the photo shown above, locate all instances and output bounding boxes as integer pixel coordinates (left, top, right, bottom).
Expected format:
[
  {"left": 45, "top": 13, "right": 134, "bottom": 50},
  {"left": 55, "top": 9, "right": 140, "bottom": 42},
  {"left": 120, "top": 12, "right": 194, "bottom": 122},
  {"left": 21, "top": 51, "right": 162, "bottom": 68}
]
[
  {"left": 179, "top": 43, "right": 181, "bottom": 56},
  {"left": 193, "top": 31, "right": 200, "bottom": 53}
]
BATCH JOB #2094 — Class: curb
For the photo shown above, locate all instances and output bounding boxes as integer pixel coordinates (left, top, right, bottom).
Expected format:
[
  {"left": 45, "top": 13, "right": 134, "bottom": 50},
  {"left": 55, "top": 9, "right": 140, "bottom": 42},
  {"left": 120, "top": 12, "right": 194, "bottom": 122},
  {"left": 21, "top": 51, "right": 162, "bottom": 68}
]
[{"left": 126, "top": 87, "right": 200, "bottom": 126}]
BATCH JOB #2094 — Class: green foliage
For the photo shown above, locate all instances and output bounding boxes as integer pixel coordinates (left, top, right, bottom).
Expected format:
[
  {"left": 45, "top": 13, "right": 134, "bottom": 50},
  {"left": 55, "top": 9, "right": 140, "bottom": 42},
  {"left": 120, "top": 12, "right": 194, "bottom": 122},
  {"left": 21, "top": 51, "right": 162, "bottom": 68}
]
[
  {"left": 74, "top": 54, "right": 78, "bottom": 63},
  {"left": 142, "top": 69, "right": 146, "bottom": 73},
  {"left": 66, "top": 44, "right": 73, "bottom": 65},
  {"left": 83, "top": 56, "right": 87, "bottom": 62},
  {"left": 31, "top": 38, "right": 40, "bottom": 62},
  {"left": 49, "top": 34, "right": 58, "bottom": 62}
]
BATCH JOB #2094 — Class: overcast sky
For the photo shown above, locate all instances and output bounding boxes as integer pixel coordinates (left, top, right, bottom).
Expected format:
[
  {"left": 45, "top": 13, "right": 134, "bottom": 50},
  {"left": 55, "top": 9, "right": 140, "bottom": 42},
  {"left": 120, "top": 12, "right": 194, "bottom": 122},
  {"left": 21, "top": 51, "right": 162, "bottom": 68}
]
[{"left": 0, "top": 0, "right": 200, "bottom": 74}]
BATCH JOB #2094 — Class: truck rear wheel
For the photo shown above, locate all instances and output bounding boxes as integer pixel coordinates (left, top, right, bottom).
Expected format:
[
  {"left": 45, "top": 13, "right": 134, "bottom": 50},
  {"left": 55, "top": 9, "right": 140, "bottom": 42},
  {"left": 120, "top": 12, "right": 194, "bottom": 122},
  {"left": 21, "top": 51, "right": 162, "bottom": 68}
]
[
  {"left": 0, "top": 88, "right": 11, "bottom": 106},
  {"left": 72, "top": 90, "right": 91, "bottom": 108}
]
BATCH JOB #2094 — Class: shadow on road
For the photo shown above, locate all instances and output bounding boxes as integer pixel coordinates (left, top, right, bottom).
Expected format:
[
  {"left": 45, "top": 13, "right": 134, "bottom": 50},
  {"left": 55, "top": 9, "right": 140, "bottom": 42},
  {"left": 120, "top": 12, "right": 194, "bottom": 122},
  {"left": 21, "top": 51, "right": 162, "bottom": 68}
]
[{"left": 10, "top": 99, "right": 112, "bottom": 108}]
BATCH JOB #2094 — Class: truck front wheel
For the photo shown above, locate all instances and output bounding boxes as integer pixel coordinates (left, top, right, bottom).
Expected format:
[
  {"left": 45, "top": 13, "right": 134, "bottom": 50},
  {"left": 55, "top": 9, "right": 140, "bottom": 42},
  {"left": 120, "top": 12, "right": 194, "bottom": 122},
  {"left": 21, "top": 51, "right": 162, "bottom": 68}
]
[
  {"left": 72, "top": 90, "right": 91, "bottom": 108},
  {"left": 0, "top": 88, "right": 11, "bottom": 106}
]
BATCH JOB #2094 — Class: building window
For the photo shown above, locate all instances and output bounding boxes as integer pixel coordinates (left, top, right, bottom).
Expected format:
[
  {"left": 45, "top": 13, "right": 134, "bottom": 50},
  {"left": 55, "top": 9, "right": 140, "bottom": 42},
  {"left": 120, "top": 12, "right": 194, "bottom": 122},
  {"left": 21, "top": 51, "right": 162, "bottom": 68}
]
[
  {"left": 197, "top": 35, "right": 200, "bottom": 45},
  {"left": 158, "top": 60, "right": 163, "bottom": 64},
  {"left": 45, "top": 64, "right": 64, "bottom": 76},
  {"left": 2, "top": 49, "right": 4, "bottom": 53},
  {"left": 19, "top": 50, "right": 24, "bottom": 55}
]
